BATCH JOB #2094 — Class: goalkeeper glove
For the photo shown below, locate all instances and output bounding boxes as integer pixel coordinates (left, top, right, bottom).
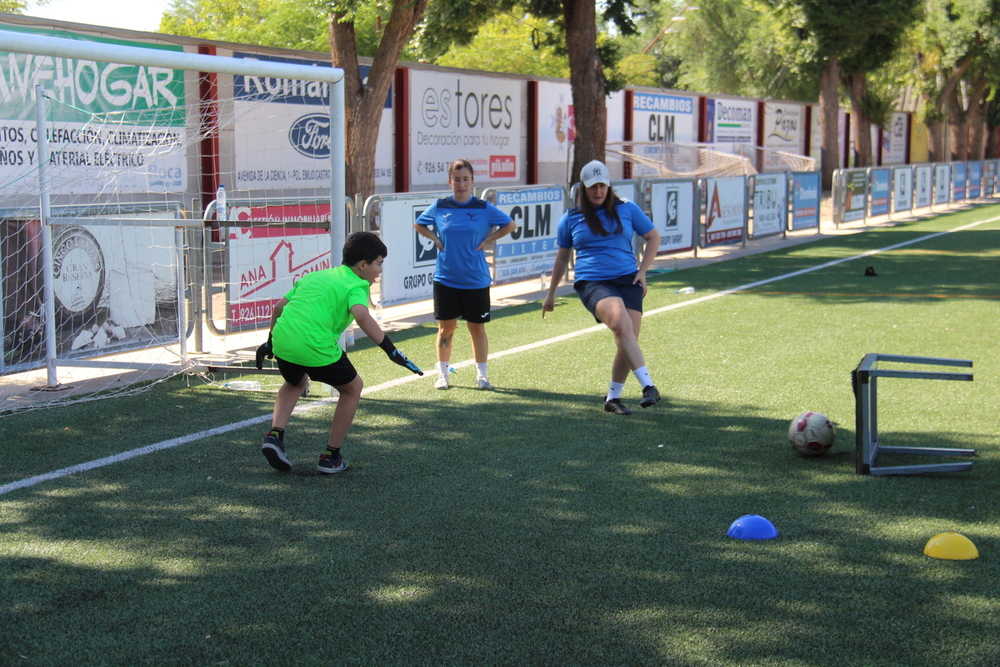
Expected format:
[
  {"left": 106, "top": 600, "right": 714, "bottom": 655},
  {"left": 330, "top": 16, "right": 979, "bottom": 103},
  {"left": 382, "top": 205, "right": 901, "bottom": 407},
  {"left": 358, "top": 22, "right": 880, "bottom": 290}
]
[
  {"left": 255, "top": 333, "right": 274, "bottom": 370},
  {"left": 378, "top": 334, "right": 423, "bottom": 375}
]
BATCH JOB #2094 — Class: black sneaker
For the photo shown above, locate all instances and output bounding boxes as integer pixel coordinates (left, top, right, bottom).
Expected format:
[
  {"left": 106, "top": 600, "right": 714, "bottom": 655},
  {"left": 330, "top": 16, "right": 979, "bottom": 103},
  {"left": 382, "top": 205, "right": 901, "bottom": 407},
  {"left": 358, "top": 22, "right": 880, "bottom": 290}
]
[
  {"left": 317, "top": 453, "right": 349, "bottom": 474},
  {"left": 640, "top": 385, "right": 661, "bottom": 408},
  {"left": 604, "top": 398, "right": 632, "bottom": 415},
  {"left": 261, "top": 434, "right": 292, "bottom": 471}
]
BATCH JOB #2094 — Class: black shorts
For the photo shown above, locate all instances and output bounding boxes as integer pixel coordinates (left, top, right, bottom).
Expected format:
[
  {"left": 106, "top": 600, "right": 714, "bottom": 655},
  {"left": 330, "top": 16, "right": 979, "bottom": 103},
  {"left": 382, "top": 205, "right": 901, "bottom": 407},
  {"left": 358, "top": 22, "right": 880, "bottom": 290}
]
[
  {"left": 575, "top": 272, "right": 643, "bottom": 322},
  {"left": 276, "top": 353, "right": 358, "bottom": 388},
  {"left": 433, "top": 282, "right": 492, "bottom": 323}
]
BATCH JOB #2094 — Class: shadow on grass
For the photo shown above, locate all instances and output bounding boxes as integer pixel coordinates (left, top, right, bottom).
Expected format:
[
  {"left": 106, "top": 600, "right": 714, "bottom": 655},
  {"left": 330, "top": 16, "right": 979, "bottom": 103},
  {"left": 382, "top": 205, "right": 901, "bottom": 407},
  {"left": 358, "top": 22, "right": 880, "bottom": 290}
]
[{"left": 3, "top": 381, "right": 998, "bottom": 666}]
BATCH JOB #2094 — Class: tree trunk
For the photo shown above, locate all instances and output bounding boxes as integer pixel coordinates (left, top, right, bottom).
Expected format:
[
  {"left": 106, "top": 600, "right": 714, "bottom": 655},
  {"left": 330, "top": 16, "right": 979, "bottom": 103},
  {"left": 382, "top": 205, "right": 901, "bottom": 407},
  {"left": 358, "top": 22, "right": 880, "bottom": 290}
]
[
  {"left": 818, "top": 57, "right": 840, "bottom": 191},
  {"left": 563, "top": 0, "right": 606, "bottom": 183},
  {"left": 925, "top": 118, "right": 944, "bottom": 162},
  {"left": 947, "top": 86, "right": 969, "bottom": 161},
  {"left": 844, "top": 72, "right": 872, "bottom": 168},
  {"left": 329, "top": 0, "right": 429, "bottom": 204},
  {"left": 920, "top": 52, "right": 975, "bottom": 163},
  {"left": 966, "top": 76, "right": 989, "bottom": 160}
]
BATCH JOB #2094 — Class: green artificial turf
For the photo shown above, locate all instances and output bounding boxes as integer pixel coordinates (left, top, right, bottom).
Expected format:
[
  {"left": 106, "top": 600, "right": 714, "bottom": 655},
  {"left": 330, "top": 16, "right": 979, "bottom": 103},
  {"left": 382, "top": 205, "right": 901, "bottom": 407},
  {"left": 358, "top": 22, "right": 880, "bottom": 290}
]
[{"left": 1, "top": 206, "right": 998, "bottom": 666}]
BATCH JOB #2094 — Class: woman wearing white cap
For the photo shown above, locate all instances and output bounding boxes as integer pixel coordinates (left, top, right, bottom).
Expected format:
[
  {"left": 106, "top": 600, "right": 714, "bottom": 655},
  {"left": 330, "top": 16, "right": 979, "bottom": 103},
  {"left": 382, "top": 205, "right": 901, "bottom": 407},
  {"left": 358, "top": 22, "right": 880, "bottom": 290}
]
[{"left": 541, "top": 160, "right": 662, "bottom": 415}]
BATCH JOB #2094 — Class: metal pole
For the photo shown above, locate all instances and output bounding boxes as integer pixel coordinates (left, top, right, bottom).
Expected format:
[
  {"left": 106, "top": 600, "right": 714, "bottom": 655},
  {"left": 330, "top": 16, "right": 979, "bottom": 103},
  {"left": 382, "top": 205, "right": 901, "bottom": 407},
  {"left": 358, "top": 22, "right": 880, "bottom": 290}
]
[
  {"left": 329, "top": 77, "right": 346, "bottom": 265},
  {"left": 34, "top": 85, "right": 58, "bottom": 388}
]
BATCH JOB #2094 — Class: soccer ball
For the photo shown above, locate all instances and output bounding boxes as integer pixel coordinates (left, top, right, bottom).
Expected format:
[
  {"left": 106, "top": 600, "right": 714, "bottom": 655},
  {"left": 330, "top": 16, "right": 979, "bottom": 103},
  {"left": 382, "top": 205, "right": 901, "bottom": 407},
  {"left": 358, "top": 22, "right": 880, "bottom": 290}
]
[{"left": 788, "top": 411, "right": 835, "bottom": 456}]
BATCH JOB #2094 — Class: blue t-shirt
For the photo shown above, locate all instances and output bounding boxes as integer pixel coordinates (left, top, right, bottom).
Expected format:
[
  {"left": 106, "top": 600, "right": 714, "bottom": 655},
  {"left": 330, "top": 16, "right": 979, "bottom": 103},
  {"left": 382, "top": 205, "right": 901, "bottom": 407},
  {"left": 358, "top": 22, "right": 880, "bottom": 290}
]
[
  {"left": 415, "top": 196, "right": 512, "bottom": 289},
  {"left": 556, "top": 198, "right": 655, "bottom": 281}
]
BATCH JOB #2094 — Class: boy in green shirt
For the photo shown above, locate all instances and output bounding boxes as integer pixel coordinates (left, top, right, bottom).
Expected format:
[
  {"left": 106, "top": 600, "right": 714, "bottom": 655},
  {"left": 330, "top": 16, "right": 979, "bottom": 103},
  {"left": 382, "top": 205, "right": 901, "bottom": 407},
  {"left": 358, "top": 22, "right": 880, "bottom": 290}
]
[{"left": 255, "top": 231, "right": 422, "bottom": 473}]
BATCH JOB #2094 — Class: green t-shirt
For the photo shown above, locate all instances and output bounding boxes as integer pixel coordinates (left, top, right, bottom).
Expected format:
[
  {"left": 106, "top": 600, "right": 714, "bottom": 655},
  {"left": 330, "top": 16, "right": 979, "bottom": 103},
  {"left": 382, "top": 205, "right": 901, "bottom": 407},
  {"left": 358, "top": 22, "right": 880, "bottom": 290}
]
[{"left": 272, "top": 265, "right": 370, "bottom": 366}]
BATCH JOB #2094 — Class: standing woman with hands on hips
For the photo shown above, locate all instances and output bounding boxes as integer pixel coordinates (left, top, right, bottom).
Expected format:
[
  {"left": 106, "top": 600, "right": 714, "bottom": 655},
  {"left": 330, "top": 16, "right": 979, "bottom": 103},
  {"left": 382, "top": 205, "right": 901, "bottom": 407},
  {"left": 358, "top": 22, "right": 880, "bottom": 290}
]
[
  {"left": 414, "top": 159, "right": 516, "bottom": 390},
  {"left": 541, "top": 160, "right": 662, "bottom": 415}
]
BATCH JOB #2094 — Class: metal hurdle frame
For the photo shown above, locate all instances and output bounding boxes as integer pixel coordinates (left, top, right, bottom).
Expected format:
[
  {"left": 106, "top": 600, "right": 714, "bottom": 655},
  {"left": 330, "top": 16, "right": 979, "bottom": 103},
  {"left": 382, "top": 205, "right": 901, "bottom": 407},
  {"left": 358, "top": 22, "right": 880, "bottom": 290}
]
[{"left": 853, "top": 354, "right": 975, "bottom": 475}]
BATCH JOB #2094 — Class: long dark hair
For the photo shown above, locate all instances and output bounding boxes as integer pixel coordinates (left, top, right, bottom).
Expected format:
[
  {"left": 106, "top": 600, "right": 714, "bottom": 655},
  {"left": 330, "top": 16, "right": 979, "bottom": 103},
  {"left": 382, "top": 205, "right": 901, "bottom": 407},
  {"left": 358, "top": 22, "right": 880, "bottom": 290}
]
[{"left": 577, "top": 184, "right": 622, "bottom": 237}]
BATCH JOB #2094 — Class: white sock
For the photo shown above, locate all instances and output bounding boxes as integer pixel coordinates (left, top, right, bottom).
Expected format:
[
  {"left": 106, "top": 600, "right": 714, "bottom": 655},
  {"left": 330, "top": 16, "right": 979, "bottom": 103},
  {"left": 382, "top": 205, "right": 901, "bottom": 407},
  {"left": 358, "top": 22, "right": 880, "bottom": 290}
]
[
  {"left": 606, "top": 381, "right": 625, "bottom": 401},
  {"left": 633, "top": 366, "right": 653, "bottom": 389},
  {"left": 438, "top": 361, "right": 450, "bottom": 377},
  {"left": 476, "top": 362, "right": 488, "bottom": 380}
]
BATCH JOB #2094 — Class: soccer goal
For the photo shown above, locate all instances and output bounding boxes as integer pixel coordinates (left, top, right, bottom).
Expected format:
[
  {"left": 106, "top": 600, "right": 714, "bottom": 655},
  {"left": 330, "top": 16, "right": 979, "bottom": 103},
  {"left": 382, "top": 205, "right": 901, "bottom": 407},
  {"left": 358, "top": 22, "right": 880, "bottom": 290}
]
[{"left": 0, "top": 28, "right": 345, "bottom": 414}]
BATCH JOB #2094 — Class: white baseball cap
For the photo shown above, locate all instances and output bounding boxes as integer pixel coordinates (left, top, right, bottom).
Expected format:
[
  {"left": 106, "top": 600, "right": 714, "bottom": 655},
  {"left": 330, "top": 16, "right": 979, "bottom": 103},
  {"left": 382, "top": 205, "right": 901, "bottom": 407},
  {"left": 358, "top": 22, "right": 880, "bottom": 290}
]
[{"left": 580, "top": 160, "right": 611, "bottom": 188}]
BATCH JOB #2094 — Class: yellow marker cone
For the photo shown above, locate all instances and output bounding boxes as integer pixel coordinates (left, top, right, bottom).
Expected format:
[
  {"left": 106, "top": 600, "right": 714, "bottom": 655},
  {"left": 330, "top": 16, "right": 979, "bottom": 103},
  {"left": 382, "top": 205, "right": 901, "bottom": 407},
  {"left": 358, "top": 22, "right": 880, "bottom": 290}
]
[{"left": 923, "top": 532, "right": 979, "bottom": 560}]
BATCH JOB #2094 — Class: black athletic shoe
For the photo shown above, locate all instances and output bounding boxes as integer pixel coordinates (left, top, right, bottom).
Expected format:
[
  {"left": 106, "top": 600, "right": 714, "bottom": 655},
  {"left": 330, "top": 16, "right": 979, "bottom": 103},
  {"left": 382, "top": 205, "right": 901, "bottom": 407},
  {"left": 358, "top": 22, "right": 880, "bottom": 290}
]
[
  {"left": 317, "top": 453, "right": 349, "bottom": 474},
  {"left": 604, "top": 398, "right": 632, "bottom": 415},
  {"left": 261, "top": 434, "right": 292, "bottom": 471},
  {"left": 640, "top": 385, "right": 661, "bottom": 408}
]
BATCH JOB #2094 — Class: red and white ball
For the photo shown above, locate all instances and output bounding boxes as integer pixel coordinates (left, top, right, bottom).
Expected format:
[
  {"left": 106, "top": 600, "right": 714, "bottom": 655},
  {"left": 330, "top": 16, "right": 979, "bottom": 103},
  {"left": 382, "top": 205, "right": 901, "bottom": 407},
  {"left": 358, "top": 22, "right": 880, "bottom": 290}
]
[{"left": 788, "top": 412, "right": 835, "bottom": 456}]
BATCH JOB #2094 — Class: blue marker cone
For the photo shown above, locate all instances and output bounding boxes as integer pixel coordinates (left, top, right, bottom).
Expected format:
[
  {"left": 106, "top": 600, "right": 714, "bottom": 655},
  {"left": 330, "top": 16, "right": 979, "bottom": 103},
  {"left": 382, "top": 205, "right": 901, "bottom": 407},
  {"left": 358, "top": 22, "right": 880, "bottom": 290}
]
[{"left": 727, "top": 514, "right": 779, "bottom": 540}]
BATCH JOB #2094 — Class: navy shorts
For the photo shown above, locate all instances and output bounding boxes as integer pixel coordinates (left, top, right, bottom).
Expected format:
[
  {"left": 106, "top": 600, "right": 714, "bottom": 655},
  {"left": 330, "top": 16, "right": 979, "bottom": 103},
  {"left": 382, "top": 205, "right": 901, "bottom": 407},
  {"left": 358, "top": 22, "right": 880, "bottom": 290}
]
[
  {"left": 433, "top": 282, "right": 492, "bottom": 323},
  {"left": 575, "top": 272, "right": 643, "bottom": 322},
  {"left": 276, "top": 353, "right": 358, "bottom": 388}
]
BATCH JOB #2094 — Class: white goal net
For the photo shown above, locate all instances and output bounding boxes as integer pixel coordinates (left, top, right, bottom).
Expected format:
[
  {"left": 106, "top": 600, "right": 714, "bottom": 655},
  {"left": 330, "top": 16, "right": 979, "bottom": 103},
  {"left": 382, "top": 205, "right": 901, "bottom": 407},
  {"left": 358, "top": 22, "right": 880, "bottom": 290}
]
[
  {"left": 607, "top": 141, "right": 815, "bottom": 179},
  {"left": 0, "top": 28, "right": 345, "bottom": 414}
]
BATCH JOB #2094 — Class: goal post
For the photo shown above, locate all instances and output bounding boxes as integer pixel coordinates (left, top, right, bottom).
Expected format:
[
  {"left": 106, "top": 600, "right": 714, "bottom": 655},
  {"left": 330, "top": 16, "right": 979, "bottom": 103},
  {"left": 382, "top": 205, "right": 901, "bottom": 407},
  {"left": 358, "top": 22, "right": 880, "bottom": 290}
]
[{"left": 0, "top": 28, "right": 345, "bottom": 413}]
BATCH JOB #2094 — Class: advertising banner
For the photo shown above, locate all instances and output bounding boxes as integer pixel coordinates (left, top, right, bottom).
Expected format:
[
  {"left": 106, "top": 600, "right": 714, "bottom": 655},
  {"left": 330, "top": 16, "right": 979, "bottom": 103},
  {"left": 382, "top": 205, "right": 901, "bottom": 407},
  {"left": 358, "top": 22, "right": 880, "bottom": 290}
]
[
  {"left": 234, "top": 54, "right": 393, "bottom": 191},
  {"left": 751, "top": 173, "right": 786, "bottom": 237},
  {"left": 0, "top": 27, "right": 186, "bottom": 196},
  {"left": 705, "top": 97, "right": 756, "bottom": 153},
  {"left": 762, "top": 102, "right": 805, "bottom": 170},
  {"left": 882, "top": 112, "right": 908, "bottom": 165},
  {"left": 791, "top": 172, "right": 820, "bottom": 230},
  {"left": 630, "top": 92, "right": 698, "bottom": 178},
  {"left": 914, "top": 165, "right": 932, "bottom": 208},
  {"left": 952, "top": 162, "right": 967, "bottom": 201},
  {"left": 704, "top": 177, "right": 745, "bottom": 246},
  {"left": 968, "top": 161, "right": 982, "bottom": 199},
  {"left": 2, "top": 214, "right": 181, "bottom": 372},
  {"left": 407, "top": 70, "right": 522, "bottom": 186},
  {"left": 869, "top": 168, "right": 890, "bottom": 216},
  {"left": 934, "top": 164, "right": 950, "bottom": 204},
  {"left": 536, "top": 81, "right": 573, "bottom": 166},
  {"left": 378, "top": 193, "right": 450, "bottom": 307},
  {"left": 984, "top": 160, "right": 996, "bottom": 197},
  {"left": 842, "top": 169, "right": 867, "bottom": 222},
  {"left": 607, "top": 90, "right": 626, "bottom": 144},
  {"left": 226, "top": 205, "right": 334, "bottom": 330},
  {"left": 648, "top": 180, "right": 696, "bottom": 253},
  {"left": 892, "top": 167, "right": 913, "bottom": 213},
  {"left": 492, "top": 186, "right": 565, "bottom": 285}
]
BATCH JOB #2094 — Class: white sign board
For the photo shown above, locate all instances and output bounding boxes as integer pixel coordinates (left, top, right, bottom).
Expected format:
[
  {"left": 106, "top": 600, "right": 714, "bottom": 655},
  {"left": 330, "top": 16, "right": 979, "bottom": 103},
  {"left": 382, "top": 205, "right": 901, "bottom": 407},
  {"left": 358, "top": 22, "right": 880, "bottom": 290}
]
[
  {"left": 752, "top": 173, "right": 786, "bottom": 237},
  {"left": 492, "top": 186, "right": 565, "bottom": 284},
  {"left": 934, "top": 164, "right": 951, "bottom": 204},
  {"left": 234, "top": 55, "right": 393, "bottom": 191},
  {"left": 630, "top": 92, "right": 699, "bottom": 178},
  {"left": 914, "top": 165, "right": 932, "bottom": 208},
  {"left": 705, "top": 177, "right": 746, "bottom": 245},
  {"left": 893, "top": 167, "right": 913, "bottom": 212},
  {"left": 882, "top": 112, "right": 908, "bottom": 165},
  {"left": 536, "top": 80, "right": 574, "bottom": 165},
  {"left": 648, "top": 180, "right": 696, "bottom": 253},
  {"left": 408, "top": 70, "right": 522, "bottom": 185},
  {"left": 705, "top": 97, "right": 756, "bottom": 153},
  {"left": 378, "top": 194, "right": 451, "bottom": 307},
  {"left": 762, "top": 102, "right": 805, "bottom": 170},
  {"left": 227, "top": 218, "right": 333, "bottom": 329}
]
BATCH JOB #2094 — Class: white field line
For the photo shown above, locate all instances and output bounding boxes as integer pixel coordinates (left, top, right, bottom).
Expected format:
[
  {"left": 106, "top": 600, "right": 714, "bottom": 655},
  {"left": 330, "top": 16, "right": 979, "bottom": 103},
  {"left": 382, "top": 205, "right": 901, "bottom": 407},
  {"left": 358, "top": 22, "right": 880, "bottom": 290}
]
[{"left": 1, "top": 217, "right": 994, "bottom": 497}]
